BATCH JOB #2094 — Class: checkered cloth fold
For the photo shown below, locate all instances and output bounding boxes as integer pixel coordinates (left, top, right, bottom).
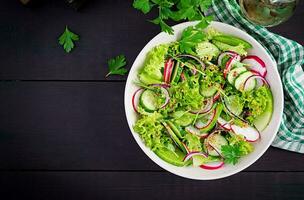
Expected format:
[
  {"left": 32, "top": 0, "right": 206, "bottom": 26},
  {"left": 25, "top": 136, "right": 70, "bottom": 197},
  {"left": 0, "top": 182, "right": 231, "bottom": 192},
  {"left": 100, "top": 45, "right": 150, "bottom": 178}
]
[{"left": 208, "top": 0, "right": 304, "bottom": 153}]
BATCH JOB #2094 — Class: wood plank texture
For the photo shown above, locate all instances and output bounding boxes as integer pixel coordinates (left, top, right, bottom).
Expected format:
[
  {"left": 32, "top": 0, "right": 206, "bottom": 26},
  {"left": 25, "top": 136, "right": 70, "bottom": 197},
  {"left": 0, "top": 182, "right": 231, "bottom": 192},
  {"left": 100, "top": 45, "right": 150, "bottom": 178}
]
[
  {"left": 1, "top": 172, "right": 304, "bottom": 200},
  {"left": 0, "top": 82, "right": 302, "bottom": 171}
]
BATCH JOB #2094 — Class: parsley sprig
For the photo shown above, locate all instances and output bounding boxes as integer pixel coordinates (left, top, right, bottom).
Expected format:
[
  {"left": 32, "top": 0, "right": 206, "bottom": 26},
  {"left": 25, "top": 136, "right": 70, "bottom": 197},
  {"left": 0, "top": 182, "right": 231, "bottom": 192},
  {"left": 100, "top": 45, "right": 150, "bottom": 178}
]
[
  {"left": 58, "top": 26, "right": 79, "bottom": 53},
  {"left": 106, "top": 55, "right": 128, "bottom": 77},
  {"left": 133, "top": 0, "right": 213, "bottom": 34}
]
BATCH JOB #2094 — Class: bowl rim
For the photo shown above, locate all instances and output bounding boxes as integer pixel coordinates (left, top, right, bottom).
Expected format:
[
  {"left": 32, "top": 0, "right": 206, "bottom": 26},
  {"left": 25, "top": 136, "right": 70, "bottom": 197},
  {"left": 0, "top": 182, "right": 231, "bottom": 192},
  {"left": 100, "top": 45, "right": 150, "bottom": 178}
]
[{"left": 124, "top": 21, "right": 284, "bottom": 180}]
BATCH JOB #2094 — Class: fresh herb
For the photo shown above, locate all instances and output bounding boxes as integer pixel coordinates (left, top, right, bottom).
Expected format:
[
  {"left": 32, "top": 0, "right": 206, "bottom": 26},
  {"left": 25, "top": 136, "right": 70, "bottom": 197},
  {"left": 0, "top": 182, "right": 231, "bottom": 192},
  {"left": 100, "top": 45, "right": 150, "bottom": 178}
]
[
  {"left": 58, "top": 26, "right": 79, "bottom": 53},
  {"left": 179, "top": 16, "right": 213, "bottom": 54},
  {"left": 106, "top": 55, "right": 128, "bottom": 77},
  {"left": 221, "top": 134, "right": 254, "bottom": 165},
  {"left": 132, "top": 0, "right": 213, "bottom": 34}
]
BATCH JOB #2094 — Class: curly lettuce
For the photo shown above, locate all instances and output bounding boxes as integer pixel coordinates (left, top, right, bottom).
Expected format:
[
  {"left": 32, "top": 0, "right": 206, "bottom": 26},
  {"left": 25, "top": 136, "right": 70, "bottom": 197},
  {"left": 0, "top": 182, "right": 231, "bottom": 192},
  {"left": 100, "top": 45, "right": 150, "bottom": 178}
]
[
  {"left": 138, "top": 44, "right": 169, "bottom": 84},
  {"left": 133, "top": 112, "right": 171, "bottom": 150}
]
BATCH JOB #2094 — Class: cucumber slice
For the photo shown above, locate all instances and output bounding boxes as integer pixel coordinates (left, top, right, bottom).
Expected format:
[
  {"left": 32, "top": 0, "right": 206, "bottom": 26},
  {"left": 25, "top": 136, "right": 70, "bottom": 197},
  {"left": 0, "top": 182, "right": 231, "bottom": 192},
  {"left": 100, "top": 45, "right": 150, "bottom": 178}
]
[
  {"left": 227, "top": 67, "right": 247, "bottom": 85},
  {"left": 224, "top": 95, "right": 244, "bottom": 116},
  {"left": 253, "top": 88, "right": 273, "bottom": 131},
  {"left": 139, "top": 90, "right": 159, "bottom": 112},
  {"left": 207, "top": 132, "right": 228, "bottom": 156},
  {"left": 171, "top": 62, "right": 183, "bottom": 83},
  {"left": 234, "top": 71, "right": 256, "bottom": 92},
  {"left": 200, "top": 82, "right": 220, "bottom": 97},
  {"left": 154, "top": 147, "right": 186, "bottom": 167}
]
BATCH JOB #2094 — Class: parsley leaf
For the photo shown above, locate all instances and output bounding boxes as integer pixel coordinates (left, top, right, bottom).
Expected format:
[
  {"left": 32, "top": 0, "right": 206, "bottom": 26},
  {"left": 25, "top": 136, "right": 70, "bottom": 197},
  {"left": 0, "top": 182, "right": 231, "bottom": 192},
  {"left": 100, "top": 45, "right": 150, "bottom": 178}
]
[
  {"left": 58, "top": 26, "right": 79, "bottom": 53},
  {"left": 106, "top": 55, "right": 128, "bottom": 77},
  {"left": 133, "top": 0, "right": 152, "bottom": 14},
  {"left": 221, "top": 145, "right": 242, "bottom": 165},
  {"left": 179, "top": 26, "right": 205, "bottom": 54},
  {"left": 132, "top": 0, "right": 213, "bottom": 35}
]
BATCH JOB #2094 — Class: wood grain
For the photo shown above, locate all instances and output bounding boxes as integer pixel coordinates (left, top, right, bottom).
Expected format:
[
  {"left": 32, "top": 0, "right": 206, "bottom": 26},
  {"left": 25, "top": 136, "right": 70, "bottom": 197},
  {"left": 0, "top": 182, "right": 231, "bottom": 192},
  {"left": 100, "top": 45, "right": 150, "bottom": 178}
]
[{"left": 1, "top": 171, "right": 304, "bottom": 200}]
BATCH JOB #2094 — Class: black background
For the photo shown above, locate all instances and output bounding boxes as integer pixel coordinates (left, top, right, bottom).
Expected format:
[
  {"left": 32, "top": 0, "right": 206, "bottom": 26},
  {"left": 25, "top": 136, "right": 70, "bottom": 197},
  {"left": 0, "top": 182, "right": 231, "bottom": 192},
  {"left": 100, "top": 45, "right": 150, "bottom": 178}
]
[{"left": 0, "top": 1, "right": 303, "bottom": 199}]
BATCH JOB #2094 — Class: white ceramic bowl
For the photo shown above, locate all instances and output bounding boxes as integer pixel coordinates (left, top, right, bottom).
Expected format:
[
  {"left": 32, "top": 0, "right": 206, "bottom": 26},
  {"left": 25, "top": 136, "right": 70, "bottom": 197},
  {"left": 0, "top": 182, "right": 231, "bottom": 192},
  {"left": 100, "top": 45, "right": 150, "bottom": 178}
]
[{"left": 124, "top": 21, "right": 284, "bottom": 180}]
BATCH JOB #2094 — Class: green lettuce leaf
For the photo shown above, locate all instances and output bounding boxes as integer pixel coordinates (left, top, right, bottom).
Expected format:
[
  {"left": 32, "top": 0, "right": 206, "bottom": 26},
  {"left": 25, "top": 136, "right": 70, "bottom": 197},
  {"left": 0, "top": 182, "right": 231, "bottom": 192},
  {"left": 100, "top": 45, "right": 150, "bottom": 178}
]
[
  {"left": 212, "top": 40, "right": 247, "bottom": 56},
  {"left": 196, "top": 41, "right": 220, "bottom": 61},
  {"left": 138, "top": 44, "right": 169, "bottom": 84}
]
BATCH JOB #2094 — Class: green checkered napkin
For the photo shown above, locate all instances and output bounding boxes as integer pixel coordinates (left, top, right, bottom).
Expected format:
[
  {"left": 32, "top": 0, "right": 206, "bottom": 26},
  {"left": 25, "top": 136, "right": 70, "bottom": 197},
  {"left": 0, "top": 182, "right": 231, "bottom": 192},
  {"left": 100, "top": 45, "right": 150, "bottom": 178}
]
[{"left": 208, "top": 0, "right": 304, "bottom": 153}]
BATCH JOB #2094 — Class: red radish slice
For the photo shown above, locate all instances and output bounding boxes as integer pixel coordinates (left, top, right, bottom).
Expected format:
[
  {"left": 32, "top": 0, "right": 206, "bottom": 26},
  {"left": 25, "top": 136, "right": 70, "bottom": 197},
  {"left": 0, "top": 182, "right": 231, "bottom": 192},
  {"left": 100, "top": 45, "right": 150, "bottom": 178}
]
[
  {"left": 190, "top": 98, "right": 214, "bottom": 114},
  {"left": 200, "top": 160, "right": 224, "bottom": 170},
  {"left": 183, "top": 151, "right": 207, "bottom": 162},
  {"left": 199, "top": 132, "right": 209, "bottom": 139},
  {"left": 166, "top": 61, "right": 174, "bottom": 83},
  {"left": 195, "top": 109, "right": 216, "bottom": 129},
  {"left": 231, "top": 124, "right": 261, "bottom": 142},
  {"left": 180, "top": 72, "right": 186, "bottom": 81},
  {"left": 164, "top": 59, "right": 174, "bottom": 83},
  {"left": 217, "top": 51, "right": 240, "bottom": 66},
  {"left": 244, "top": 74, "right": 270, "bottom": 91},
  {"left": 226, "top": 51, "right": 241, "bottom": 61},
  {"left": 217, "top": 117, "right": 232, "bottom": 130},
  {"left": 213, "top": 91, "right": 221, "bottom": 102},
  {"left": 178, "top": 54, "right": 205, "bottom": 71},
  {"left": 132, "top": 88, "right": 144, "bottom": 113},
  {"left": 185, "top": 125, "right": 202, "bottom": 136},
  {"left": 224, "top": 55, "right": 237, "bottom": 78},
  {"left": 242, "top": 55, "right": 267, "bottom": 77}
]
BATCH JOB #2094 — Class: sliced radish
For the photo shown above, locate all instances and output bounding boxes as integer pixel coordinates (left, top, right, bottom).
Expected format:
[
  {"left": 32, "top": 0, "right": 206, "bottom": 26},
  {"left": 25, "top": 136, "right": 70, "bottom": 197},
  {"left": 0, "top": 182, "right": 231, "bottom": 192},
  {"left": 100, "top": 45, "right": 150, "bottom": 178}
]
[
  {"left": 223, "top": 55, "right": 237, "bottom": 78},
  {"left": 195, "top": 109, "right": 216, "bottom": 129},
  {"left": 190, "top": 98, "right": 214, "bottom": 114},
  {"left": 178, "top": 54, "right": 205, "bottom": 71},
  {"left": 183, "top": 151, "right": 207, "bottom": 162},
  {"left": 244, "top": 74, "right": 270, "bottom": 91},
  {"left": 217, "top": 117, "right": 232, "bottom": 130},
  {"left": 217, "top": 51, "right": 240, "bottom": 66},
  {"left": 200, "top": 160, "right": 224, "bottom": 170},
  {"left": 242, "top": 55, "right": 267, "bottom": 77},
  {"left": 231, "top": 124, "right": 260, "bottom": 142},
  {"left": 213, "top": 91, "right": 221, "bottom": 102},
  {"left": 226, "top": 51, "right": 241, "bottom": 61},
  {"left": 164, "top": 59, "right": 174, "bottom": 83},
  {"left": 132, "top": 88, "right": 144, "bottom": 113}
]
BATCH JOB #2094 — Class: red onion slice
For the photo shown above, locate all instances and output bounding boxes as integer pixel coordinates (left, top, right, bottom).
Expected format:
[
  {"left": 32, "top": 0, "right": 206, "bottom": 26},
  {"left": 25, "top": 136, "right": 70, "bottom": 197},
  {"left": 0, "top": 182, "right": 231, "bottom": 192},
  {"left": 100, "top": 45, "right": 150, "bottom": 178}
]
[
  {"left": 217, "top": 117, "right": 232, "bottom": 131},
  {"left": 243, "top": 74, "right": 270, "bottom": 91},
  {"left": 178, "top": 54, "right": 205, "bottom": 71},
  {"left": 183, "top": 151, "right": 207, "bottom": 162},
  {"left": 132, "top": 88, "right": 144, "bottom": 113},
  {"left": 195, "top": 109, "right": 216, "bottom": 129},
  {"left": 190, "top": 98, "right": 214, "bottom": 114}
]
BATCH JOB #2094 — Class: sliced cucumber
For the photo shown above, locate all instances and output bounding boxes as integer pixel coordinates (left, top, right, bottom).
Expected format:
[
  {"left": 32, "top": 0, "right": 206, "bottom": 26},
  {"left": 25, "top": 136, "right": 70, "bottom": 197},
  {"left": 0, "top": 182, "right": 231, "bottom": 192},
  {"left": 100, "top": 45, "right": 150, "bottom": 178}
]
[
  {"left": 227, "top": 67, "right": 247, "bottom": 85},
  {"left": 224, "top": 95, "right": 244, "bottom": 116},
  {"left": 171, "top": 62, "right": 183, "bottom": 84},
  {"left": 253, "top": 88, "right": 273, "bottom": 131},
  {"left": 154, "top": 147, "right": 186, "bottom": 167},
  {"left": 207, "top": 132, "right": 228, "bottom": 156},
  {"left": 234, "top": 71, "right": 256, "bottom": 92},
  {"left": 139, "top": 90, "right": 159, "bottom": 112},
  {"left": 200, "top": 82, "right": 220, "bottom": 97}
]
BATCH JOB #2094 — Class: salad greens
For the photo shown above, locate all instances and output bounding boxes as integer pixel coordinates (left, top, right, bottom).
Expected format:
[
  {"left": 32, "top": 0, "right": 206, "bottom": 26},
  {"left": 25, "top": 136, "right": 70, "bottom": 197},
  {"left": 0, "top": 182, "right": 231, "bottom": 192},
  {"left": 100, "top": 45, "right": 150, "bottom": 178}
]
[{"left": 132, "top": 23, "right": 273, "bottom": 169}]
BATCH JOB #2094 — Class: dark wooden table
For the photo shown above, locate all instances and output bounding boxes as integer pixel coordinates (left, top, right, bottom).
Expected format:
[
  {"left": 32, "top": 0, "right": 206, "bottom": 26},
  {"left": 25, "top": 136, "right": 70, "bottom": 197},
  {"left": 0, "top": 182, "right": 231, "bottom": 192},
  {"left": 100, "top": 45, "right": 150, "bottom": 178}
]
[{"left": 0, "top": 1, "right": 303, "bottom": 199}]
